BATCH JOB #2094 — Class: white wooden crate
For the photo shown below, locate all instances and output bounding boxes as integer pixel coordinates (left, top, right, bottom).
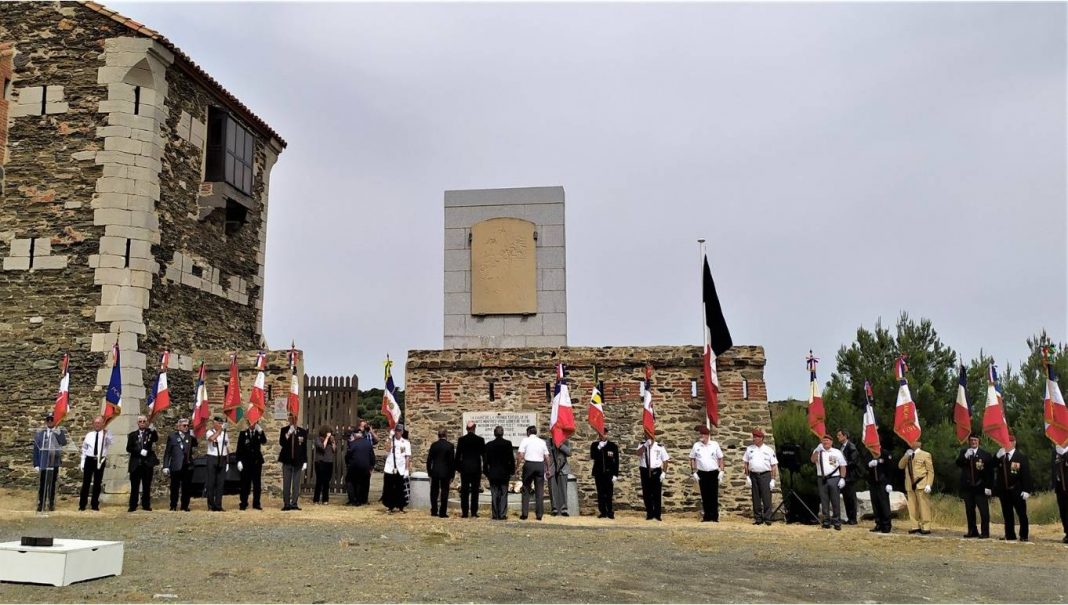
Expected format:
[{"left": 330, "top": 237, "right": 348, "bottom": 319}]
[{"left": 0, "top": 539, "right": 124, "bottom": 586}]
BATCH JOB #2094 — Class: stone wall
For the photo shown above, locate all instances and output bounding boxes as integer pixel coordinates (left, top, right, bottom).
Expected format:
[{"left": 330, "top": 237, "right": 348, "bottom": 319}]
[{"left": 405, "top": 346, "right": 776, "bottom": 517}]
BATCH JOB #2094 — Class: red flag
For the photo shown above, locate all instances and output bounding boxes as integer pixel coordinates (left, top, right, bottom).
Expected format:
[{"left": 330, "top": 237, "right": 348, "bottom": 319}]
[
  {"left": 192, "top": 362, "right": 211, "bottom": 439},
  {"left": 587, "top": 367, "right": 605, "bottom": 436},
  {"left": 1042, "top": 346, "right": 1068, "bottom": 447},
  {"left": 892, "top": 355, "right": 922, "bottom": 446},
  {"left": 861, "top": 380, "right": 881, "bottom": 457},
  {"left": 550, "top": 364, "right": 575, "bottom": 447},
  {"left": 246, "top": 351, "right": 267, "bottom": 425},
  {"left": 641, "top": 366, "right": 655, "bottom": 440},
  {"left": 806, "top": 352, "right": 826, "bottom": 438},
  {"left": 952, "top": 364, "right": 971, "bottom": 444},
  {"left": 981, "top": 363, "right": 1012, "bottom": 449},
  {"left": 222, "top": 353, "right": 243, "bottom": 423},
  {"left": 147, "top": 350, "right": 171, "bottom": 423},
  {"left": 52, "top": 353, "right": 70, "bottom": 427},
  {"left": 702, "top": 255, "right": 732, "bottom": 426},
  {"left": 287, "top": 343, "right": 301, "bottom": 418}
]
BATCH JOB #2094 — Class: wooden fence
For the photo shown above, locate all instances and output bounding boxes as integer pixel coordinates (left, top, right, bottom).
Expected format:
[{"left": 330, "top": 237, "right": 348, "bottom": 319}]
[{"left": 301, "top": 374, "right": 359, "bottom": 494}]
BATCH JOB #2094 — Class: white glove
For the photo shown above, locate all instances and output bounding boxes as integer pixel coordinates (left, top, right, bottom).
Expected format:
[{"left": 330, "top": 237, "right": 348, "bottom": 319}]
[
  {"left": 162, "top": 468, "right": 170, "bottom": 475},
  {"left": 1021, "top": 492, "right": 1030, "bottom": 500},
  {"left": 611, "top": 475, "right": 617, "bottom": 483},
  {"left": 237, "top": 461, "right": 244, "bottom": 472},
  {"left": 885, "top": 484, "right": 892, "bottom": 494},
  {"left": 140, "top": 449, "right": 148, "bottom": 457},
  {"left": 1057, "top": 445, "right": 1068, "bottom": 455},
  {"left": 149, "top": 423, "right": 156, "bottom": 431},
  {"left": 692, "top": 472, "right": 699, "bottom": 481},
  {"left": 996, "top": 448, "right": 1006, "bottom": 459},
  {"left": 79, "top": 457, "right": 85, "bottom": 471},
  {"left": 288, "top": 426, "right": 296, "bottom": 437},
  {"left": 225, "top": 464, "right": 230, "bottom": 473},
  {"left": 983, "top": 488, "right": 991, "bottom": 496},
  {"left": 745, "top": 476, "right": 752, "bottom": 488},
  {"left": 34, "top": 466, "right": 40, "bottom": 472},
  {"left": 923, "top": 485, "right": 931, "bottom": 494},
  {"left": 719, "top": 470, "right": 725, "bottom": 481},
  {"left": 868, "top": 459, "right": 878, "bottom": 468},
  {"left": 302, "top": 462, "right": 307, "bottom": 472},
  {"left": 837, "top": 478, "right": 845, "bottom": 489},
  {"left": 965, "top": 449, "right": 974, "bottom": 459},
  {"left": 659, "top": 472, "right": 665, "bottom": 483},
  {"left": 905, "top": 449, "right": 914, "bottom": 458},
  {"left": 769, "top": 479, "right": 776, "bottom": 490}
]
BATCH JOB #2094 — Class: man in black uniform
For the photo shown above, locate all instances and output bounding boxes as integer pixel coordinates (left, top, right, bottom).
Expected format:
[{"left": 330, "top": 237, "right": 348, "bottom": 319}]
[
  {"left": 125, "top": 415, "right": 159, "bottom": 511},
  {"left": 237, "top": 419, "right": 268, "bottom": 510},
  {"left": 426, "top": 428, "right": 456, "bottom": 517},
  {"left": 836, "top": 429, "right": 861, "bottom": 525},
  {"left": 590, "top": 426, "right": 620, "bottom": 519},
  {"left": 278, "top": 414, "right": 308, "bottom": 511},
  {"left": 484, "top": 425, "right": 515, "bottom": 520},
  {"left": 161, "top": 418, "right": 197, "bottom": 511},
  {"left": 862, "top": 440, "right": 894, "bottom": 533},
  {"left": 454, "top": 421, "right": 485, "bottom": 518},
  {"left": 1053, "top": 443, "right": 1068, "bottom": 544},
  {"left": 994, "top": 435, "right": 1033, "bottom": 541},
  {"left": 955, "top": 433, "right": 993, "bottom": 538},
  {"left": 346, "top": 427, "right": 376, "bottom": 505}
]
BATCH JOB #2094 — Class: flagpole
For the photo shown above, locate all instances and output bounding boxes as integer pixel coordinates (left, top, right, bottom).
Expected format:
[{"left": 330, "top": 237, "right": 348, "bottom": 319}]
[{"left": 698, "top": 239, "right": 711, "bottom": 431}]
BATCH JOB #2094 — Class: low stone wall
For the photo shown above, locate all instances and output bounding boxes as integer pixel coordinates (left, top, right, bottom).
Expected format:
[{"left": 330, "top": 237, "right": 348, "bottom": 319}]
[{"left": 405, "top": 345, "right": 776, "bottom": 516}]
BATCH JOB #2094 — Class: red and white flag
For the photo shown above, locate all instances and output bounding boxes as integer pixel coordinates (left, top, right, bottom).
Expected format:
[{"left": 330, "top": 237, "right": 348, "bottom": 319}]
[
  {"left": 587, "top": 367, "right": 606, "bottom": 436},
  {"left": 861, "top": 380, "right": 881, "bottom": 457},
  {"left": 147, "top": 350, "right": 171, "bottom": 423},
  {"left": 287, "top": 343, "right": 301, "bottom": 418},
  {"left": 246, "top": 351, "right": 267, "bottom": 425},
  {"left": 222, "top": 353, "right": 243, "bottom": 424},
  {"left": 381, "top": 355, "right": 401, "bottom": 429},
  {"left": 1042, "top": 346, "right": 1068, "bottom": 447},
  {"left": 701, "top": 254, "right": 733, "bottom": 426},
  {"left": 192, "top": 362, "right": 211, "bottom": 438},
  {"left": 982, "top": 363, "right": 1012, "bottom": 449},
  {"left": 641, "top": 366, "right": 656, "bottom": 440},
  {"left": 806, "top": 352, "right": 826, "bottom": 438},
  {"left": 892, "top": 355, "right": 921, "bottom": 446},
  {"left": 952, "top": 364, "right": 971, "bottom": 444},
  {"left": 52, "top": 353, "right": 70, "bottom": 427},
  {"left": 550, "top": 364, "right": 575, "bottom": 446}
]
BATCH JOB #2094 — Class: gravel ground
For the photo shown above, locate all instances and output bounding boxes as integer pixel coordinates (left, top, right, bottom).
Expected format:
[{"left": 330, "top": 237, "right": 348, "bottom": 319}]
[{"left": 0, "top": 488, "right": 1065, "bottom": 603}]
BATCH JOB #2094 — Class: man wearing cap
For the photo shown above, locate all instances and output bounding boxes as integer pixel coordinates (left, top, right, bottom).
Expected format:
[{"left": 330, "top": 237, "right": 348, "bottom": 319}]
[
  {"left": 862, "top": 439, "right": 894, "bottom": 533},
  {"left": 455, "top": 420, "right": 486, "bottom": 518},
  {"left": 811, "top": 434, "right": 847, "bottom": 530},
  {"left": 637, "top": 432, "right": 671, "bottom": 521},
  {"left": 590, "top": 426, "right": 620, "bottom": 519},
  {"left": 955, "top": 433, "right": 993, "bottom": 538},
  {"left": 278, "top": 413, "right": 308, "bottom": 511},
  {"left": 742, "top": 428, "right": 778, "bottom": 525},
  {"left": 382, "top": 424, "right": 411, "bottom": 512},
  {"left": 237, "top": 418, "right": 268, "bottom": 510},
  {"left": 517, "top": 425, "right": 550, "bottom": 520},
  {"left": 898, "top": 440, "right": 934, "bottom": 534},
  {"left": 484, "top": 425, "right": 516, "bottom": 520},
  {"left": 79, "top": 415, "right": 114, "bottom": 511},
  {"left": 161, "top": 418, "right": 197, "bottom": 511},
  {"left": 125, "top": 415, "right": 160, "bottom": 511},
  {"left": 689, "top": 426, "right": 724, "bottom": 522},
  {"left": 994, "top": 435, "right": 1033, "bottom": 541},
  {"left": 33, "top": 412, "right": 67, "bottom": 512},
  {"left": 426, "top": 428, "right": 456, "bottom": 518},
  {"left": 205, "top": 415, "right": 231, "bottom": 512}
]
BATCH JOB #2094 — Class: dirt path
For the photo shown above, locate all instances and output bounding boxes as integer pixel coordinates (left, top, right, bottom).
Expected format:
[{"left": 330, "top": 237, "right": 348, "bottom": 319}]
[{"left": 0, "top": 489, "right": 1064, "bottom": 603}]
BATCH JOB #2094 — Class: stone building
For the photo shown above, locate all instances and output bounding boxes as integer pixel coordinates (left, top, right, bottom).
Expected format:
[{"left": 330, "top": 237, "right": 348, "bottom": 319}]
[{"left": 0, "top": 2, "right": 289, "bottom": 492}]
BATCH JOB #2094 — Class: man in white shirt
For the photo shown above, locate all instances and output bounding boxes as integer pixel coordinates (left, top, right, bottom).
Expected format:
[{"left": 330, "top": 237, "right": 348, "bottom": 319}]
[
  {"left": 205, "top": 415, "right": 231, "bottom": 512},
  {"left": 742, "top": 428, "right": 778, "bottom": 525},
  {"left": 637, "top": 432, "right": 670, "bottom": 521},
  {"left": 689, "top": 426, "right": 724, "bottom": 522},
  {"left": 382, "top": 424, "right": 411, "bottom": 512},
  {"left": 33, "top": 411, "right": 67, "bottom": 512},
  {"left": 516, "top": 425, "right": 550, "bottom": 520},
  {"left": 79, "top": 415, "right": 113, "bottom": 511},
  {"left": 810, "top": 434, "right": 847, "bottom": 530}
]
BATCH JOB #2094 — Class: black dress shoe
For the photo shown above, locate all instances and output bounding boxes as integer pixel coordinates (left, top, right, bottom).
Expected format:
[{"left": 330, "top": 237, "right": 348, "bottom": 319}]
[
  {"left": 282, "top": 506, "right": 292, "bottom": 511},
  {"left": 561, "top": 512, "right": 568, "bottom": 517},
  {"left": 908, "top": 529, "right": 921, "bottom": 534},
  {"left": 821, "top": 524, "right": 831, "bottom": 530},
  {"left": 128, "top": 507, "right": 137, "bottom": 512},
  {"left": 292, "top": 506, "right": 302, "bottom": 511},
  {"left": 919, "top": 530, "right": 931, "bottom": 535},
  {"left": 1062, "top": 536, "right": 1068, "bottom": 544},
  {"left": 439, "top": 514, "right": 449, "bottom": 518},
  {"left": 765, "top": 521, "right": 772, "bottom": 526},
  {"left": 520, "top": 515, "right": 528, "bottom": 520},
  {"left": 181, "top": 507, "right": 191, "bottom": 512},
  {"left": 846, "top": 520, "right": 858, "bottom": 525},
  {"left": 752, "top": 520, "right": 762, "bottom": 525},
  {"left": 963, "top": 533, "right": 978, "bottom": 538},
  {"left": 870, "top": 527, "right": 881, "bottom": 532},
  {"left": 597, "top": 514, "right": 606, "bottom": 518},
  {"left": 880, "top": 529, "right": 891, "bottom": 534},
  {"left": 240, "top": 504, "right": 248, "bottom": 511},
  {"left": 253, "top": 505, "right": 262, "bottom": 510},
  {"left": 834, "top": 524, "right": 842, "bottom": 531},
  {"left": 1018, "top": 537, "right": 1029, "bottom": 542},
  {"left": 143, "top": 507, "right": 153, "bottom": 511},
  {"left": 461, "top": 513, "right": 469, "bottom": 518},
  {"left": 472, "top": 513, "right": 479, "bottom": 518},
  {"left": 169, "top": 506, "right": 177, "bottom": 511}
]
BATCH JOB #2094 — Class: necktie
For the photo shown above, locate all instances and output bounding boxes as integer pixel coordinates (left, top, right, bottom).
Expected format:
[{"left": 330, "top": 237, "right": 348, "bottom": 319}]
[
  {"left": 184, "top": 434, "right": 191, "bottom": 464},
  {"left": 94, "top": 431, "right": 100, "bottom": 457}
]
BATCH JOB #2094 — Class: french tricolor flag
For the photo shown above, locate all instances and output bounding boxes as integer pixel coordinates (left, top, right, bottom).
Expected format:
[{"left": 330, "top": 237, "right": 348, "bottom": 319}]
[
  {"left": 952, "top": 364, "right": 971, "bottom": 444},
  {"left": 1042, "top": 346, "right": 1068, "bottom": 447},
  {"left": 192, "top": 362, "right": 211, "bottom": 438},
  {"left": 147, "top": 350, "right": 171, "bottom": 423},
  {"left": 892, "top": 355, "right": 921, "bottom": 446},
  {"left": 246, "top": 351, "right": 267, "bottom": 425},
  {"left": 982, "top": 363, "right": 1012, "bottom": 449},
  {"left": 52, "top": 353, "right": 70, "bottom": 427},
  {"left": 641, "top": 366, "right": 656, "bottom": 440},
  {"left": 806, "top": 352, "right": 826, "bottom": 438},
  {"left": 287, "top": 343, "right": 301, "bottom": 418},
  {"left": 550, "top": 364, "right": 575, "bottom": 447},
  {"left": 381, "top": 356, "right": 402, "bottom": 429},
  {"left": 861, "top": 380, "right": 881, "bottom": 457}
]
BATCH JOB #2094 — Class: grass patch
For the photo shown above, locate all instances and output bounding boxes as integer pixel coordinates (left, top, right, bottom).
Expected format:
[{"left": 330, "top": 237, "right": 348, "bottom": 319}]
[{"left": 928, "top": 491, "right": 1063, "bottom": 527}]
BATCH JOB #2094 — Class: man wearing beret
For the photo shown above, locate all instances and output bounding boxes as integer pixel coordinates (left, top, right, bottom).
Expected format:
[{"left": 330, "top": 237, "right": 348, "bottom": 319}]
[
  {"left": 689, "top": 426, "right": 724, "bottom": 522},
  {"left": 742, "top": 428, "right": 778, "bottom": 525}
]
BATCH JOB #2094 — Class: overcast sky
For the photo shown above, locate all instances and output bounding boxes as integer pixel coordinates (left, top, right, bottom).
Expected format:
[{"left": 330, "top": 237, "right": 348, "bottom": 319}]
[{"left": 113, "top": 1, "right": 1066, "bottom": 400}]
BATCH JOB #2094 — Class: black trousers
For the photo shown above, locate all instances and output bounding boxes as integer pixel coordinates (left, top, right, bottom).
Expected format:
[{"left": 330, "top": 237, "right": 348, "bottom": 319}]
[
  {"left": 962, "top": 487, "right": 990, "bottom": 536},
  {"left": 169, "top": 467, "right": 193, "bottom": 510},
  {"left": 205, "top": 455, "right": 226, "bottom": 511},
  {"left": 697, "top": 469, "right": 720, "bottom": 521},
  {"left": 351, "top": 468, "right": 371, "bottom": 505},
  {"left": 459, "top": 472, "right": 480, "bottom": 516},
  {"left": 240, "top": 462, "right": 263, "bottom": 508},
  {"left": 430, "top": 476, "right": 450, "bottom": 515},
  {"left": 313, "top": 461, "right": 333, "bottom": 503},
  {"left": 1057, "top": 485, "right": 1068, "bottom": 537},
  {"left": 37, "top": 467, "right": 59, "bottom": 512},
  {"left": 79, "top": 457, "right": 105, "bottom": 510},
  {"left": 870, "top": 483, "right": 892, "bottom": 530},
  {"left": 749, "top": 471, "right": 773, "bottom": 522},
  {"left": 639, "top": 467, "right": 663, "bottom": 519},
  {"left": 841, "top": 480, "right": 858, "bottom": 523},
  {"left": 129, "top": 465, "right": 153, "bottom": 510},
  {"left": 999, "top": 491, "right": 1029, "bottom": 540},
  {"left": 594, "top": 473, "right": 614, "bottom": 517}
]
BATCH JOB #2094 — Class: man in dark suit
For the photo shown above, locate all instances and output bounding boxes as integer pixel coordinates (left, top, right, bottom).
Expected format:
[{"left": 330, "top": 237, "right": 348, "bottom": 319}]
[
  {"left": 862, "top": 441, "right": 895, "bottom": 533},
  {"left": 455, "top": 421, "right": 486, "bottom": 518},
  {"left": 836, "top": 429, "right": 861, "bottom": 524},
  {"left": 1053, "top": 444, "right": 1068, "bottom": 544},
  {"left": 483, "top": 425, "right": 515, "bottom": 520},
  {"left": 278, "top": 413, "right": 308, "bottom": 511},
  {"left": 237, "top": 419, "right": 268, "bottom": 510},
  {"left": 590, "top": 426, "right": 620, "bottom": 519},
  {"left": 125, "top": 415, "right": 159, "bottom": 511},
  {"left": 994, "top": 435, "right": 1034, "bottom": 541},
  {"left": 955, "top": 433, "right": 994, "bottom": 538},
  {"left": 346, "top": 427, "right": 376, "bottom": 505},
  {"left": 426, "top": 428, "right": 456, "bottom": 517},
  {"left": 33, "top": 411, "right": 67, "bottom": 512},
  {"left": 161, "top": 418, "right": 197, "bottom": 511}
]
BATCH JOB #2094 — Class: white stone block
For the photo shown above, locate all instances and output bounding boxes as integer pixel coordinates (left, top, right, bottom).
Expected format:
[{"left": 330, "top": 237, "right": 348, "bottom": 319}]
[
  {"left": 133, "top": 155, "right": 162, "bottom": 172},
  {"left": 94, "top": 208, "right": 132, "bottom": 226},
  {"left": 95, "top": 304, "right": 143, "bottom": 323},
  {"left": 444, "top": 292, "right": 471, "bottom": 316},
  {"left": 104, "top": 37, "right": 153, "bottom": 53},
  {"left": 92, "top": 192, "right": 129, "bottom": 209},
  {"left": 32, "top": 238, "right": 51, "bottom": 257},
  {"left": 467, "top": 316, "right": 503, "bottom": 337},
  {"left": 504, "top": 315, "right": 543, "bottom": 336},
  {"left": 539, "top": 268, "right": 566, "bottom": 291},
  {"left": 498, "top": 335, "right": 530, "bottom": 348},
  {"left": 16, "top": 86, "right": 44, "bottom": 104},
  {"left": 71, "top": 150, "right": 97, "bottom": 161},
  {"left": 45, "top": 86, "right": 65, "bottom": 101},
  {"left": 100, "top": 166, "right": 129, "bottom": 180},
  {"left": 110, "top": 320, "right": 147, "bottom": 335},
  {"left": 134, "top": 179, "right": 160, "bottom": 200},
  {"left": 181, "top": 273, "right": 203, "bottom": 289},
  {"left": 444, "top": 336, "right": 483, "bottom": 348},
  {"left": 444, "top": 228, "right": 468, "bottom": 251},
  {"left": 130, "top": 128, "right": 156, "bottom": 144},
  {"left": 126, "top": 258, "right": 158, "bottom": 274},
  {"left": 64, "top": 201, "right": 83, "bottom": 210},
  {"left": 3, "top": 257, "right": 30, "bottom": 271},
  {"left": 444, "top": 314, "right": 466, "bottom": 336},
  {"left": 95, "top": 150, "right": 137, "bottom": 166},
  {"left": 32, "top": 255, "right": 68, "bottom": 270},
  {"left": 163, "top": 266, "right": 180, "bottom": 283},
  {"left": 91, "top": 332, "right": 118, "bottom": 352},
  {"left": 128, "top": 239, "right": 153, "bottom": 259},
  {"left": 9, "top": 238, "right": 31, "bottom": 257},
  {"left": 98, "top": 236, "right": 127, "bottom": 256},
  {"left": 125, "top": 195, "right": 154, "bottom": 212},
  {"left": 97, "top": 254, "right": 126, "bottom": 269},
  {"left": 443, "top": 270, "right": 467, "bottom": 293},
  {"left": 94, "top": 267, "right": 131, "bottom": 286},
  {"left": 539, "top": 290, "right": 566, "bottom": 314},
  {"left": 108, "top": 113, "right": 155, "bottom": 131},
  {"left": 542, "top": 313, "right": 567, "bottom": 336},
  {"left": 104, "top": 137, "right": 142, "bottom": 155},
  {"left": 129, "top": 211, "right": 159, "bottom": 230},
  {"left": 98, "top": 99, "right": 136, "bottom": 114},
  {"left": 97, "top": 65, "right": 131, "bottom": 85},
  {"left": 105, "top": 83, "right": 136, "bottom": 102},
  {"left": 8, "top": 103, "right": 40, "bottom": 118},
  {"left": 444, "top": 249, "right": 470, "bottom": 273},
  {"left": 538, "top": 225, "right": 565, "bottom": 248},
  {"left": 536, "top": 246, "right": 566, "bottom": 270},
  {"left": 97, "top": 125, "right": 132, "bottom": 138}
]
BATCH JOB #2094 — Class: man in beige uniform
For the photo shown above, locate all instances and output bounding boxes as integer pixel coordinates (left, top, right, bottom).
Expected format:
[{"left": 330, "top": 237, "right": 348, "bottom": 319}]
[{"left": 898, "top": 440, "right": 934, "bottom": 534}]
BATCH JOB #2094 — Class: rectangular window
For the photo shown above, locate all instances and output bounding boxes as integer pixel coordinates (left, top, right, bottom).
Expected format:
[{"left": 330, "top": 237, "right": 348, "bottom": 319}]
[
  {"left": 434, "top": 382, "right": 441, "bottom": 402},
  {"left": 488, "top": 381, "right": 495, "bottom": 402},
  {"left": 206, "top": 107, "right": 255, "bottom": 195}
]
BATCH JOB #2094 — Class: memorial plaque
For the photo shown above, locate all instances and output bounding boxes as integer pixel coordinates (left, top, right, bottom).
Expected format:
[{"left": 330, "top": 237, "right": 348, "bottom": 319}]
[
  {"left": 462, "top": 411, "right": 537, "bottom": 443},
  {"left": 272, "top": 397, "right": 289, "bottom": 420},
  {"left": 470, "top": 217, "right": 537, "bottom": 315}
]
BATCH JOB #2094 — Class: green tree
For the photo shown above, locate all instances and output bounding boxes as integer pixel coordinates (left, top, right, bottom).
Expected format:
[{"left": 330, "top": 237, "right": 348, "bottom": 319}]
[{"left": 357, "top": 388, "right": 404, "bottom": 429}]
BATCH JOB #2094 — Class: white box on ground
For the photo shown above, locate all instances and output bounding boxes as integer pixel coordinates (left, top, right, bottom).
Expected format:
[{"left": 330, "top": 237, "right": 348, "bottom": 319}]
[{"left": 0, "top": 539, "right": 124, "bottom": 586}]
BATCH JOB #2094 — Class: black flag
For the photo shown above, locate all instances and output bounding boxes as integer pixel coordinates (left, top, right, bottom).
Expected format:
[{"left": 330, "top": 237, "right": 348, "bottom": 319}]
[{"left": 703, "top": 256, "right": 733, "bottom": 356}]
